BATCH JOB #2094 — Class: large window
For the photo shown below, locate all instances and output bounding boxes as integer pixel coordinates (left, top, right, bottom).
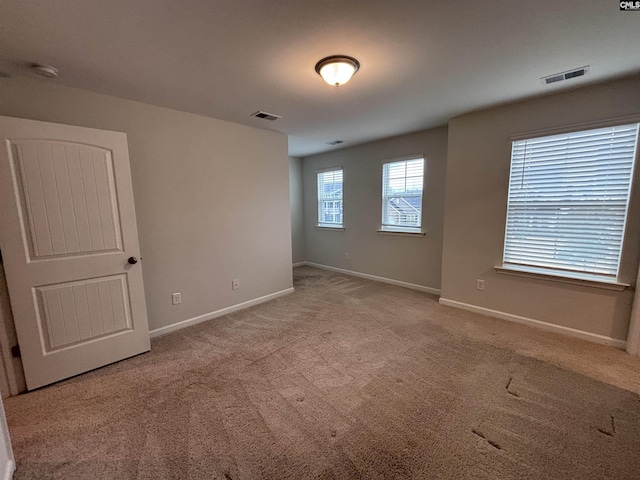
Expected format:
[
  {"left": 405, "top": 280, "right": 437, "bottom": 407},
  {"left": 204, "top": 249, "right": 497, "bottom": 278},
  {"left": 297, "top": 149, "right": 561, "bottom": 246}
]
[
  {"left": 317, "top": 168, "right": 343, "bottom": 228},
  {"left": 502, "top": 122, "right": 639, "bottom": 283},
  {"left": 381, "top": 157, "right": 424, "bottom": 233}
]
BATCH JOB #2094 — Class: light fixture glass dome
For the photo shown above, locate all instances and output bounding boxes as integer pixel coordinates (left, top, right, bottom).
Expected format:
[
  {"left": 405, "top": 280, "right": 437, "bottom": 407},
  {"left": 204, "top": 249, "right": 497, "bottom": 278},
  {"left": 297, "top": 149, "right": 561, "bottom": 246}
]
[{"left": 315, "top": 55, "right": 360, "bottom": 87}]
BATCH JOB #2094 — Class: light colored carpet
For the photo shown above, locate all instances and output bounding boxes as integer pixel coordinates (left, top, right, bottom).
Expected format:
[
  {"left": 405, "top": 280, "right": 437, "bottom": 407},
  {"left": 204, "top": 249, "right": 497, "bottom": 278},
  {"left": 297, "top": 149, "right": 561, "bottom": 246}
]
[{"left": 5, "top": 266, "right": 640, "bottom": 479}]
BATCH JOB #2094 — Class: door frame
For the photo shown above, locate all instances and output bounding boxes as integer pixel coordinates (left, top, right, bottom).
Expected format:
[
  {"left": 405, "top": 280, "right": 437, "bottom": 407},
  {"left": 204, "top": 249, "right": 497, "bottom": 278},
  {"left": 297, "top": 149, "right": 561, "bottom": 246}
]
[
  {"left": 0, "top": 263, "right": 25, "bottom": 397},
  {"left": 627, "top": 263, "right": 640, "bottom": 355}
]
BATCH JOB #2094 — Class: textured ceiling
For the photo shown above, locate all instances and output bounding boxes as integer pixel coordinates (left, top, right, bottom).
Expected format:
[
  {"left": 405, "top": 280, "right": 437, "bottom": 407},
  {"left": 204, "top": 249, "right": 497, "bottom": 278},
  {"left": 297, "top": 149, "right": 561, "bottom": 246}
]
[{"left": 0, "top": 0, "right": 638, "bottom": 157}]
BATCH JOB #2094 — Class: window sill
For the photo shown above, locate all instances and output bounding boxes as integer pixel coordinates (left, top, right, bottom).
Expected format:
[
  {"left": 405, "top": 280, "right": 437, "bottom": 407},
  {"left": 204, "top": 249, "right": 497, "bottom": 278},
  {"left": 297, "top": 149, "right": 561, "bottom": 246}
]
[
  {"left": 377, "top": 228, "right": 425, "bottom": 237},
  {"left": 494, "top": 265, "right": 630, "bottom": 291},
  {"left": 315, "top": 225, "right": 344, "bottom": 231}
]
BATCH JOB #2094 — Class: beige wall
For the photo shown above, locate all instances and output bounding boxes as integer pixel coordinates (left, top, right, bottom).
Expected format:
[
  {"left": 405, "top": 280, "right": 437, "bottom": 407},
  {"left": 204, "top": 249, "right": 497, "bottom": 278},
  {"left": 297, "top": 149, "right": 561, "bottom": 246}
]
[
  {"left": 442, "top": 75, "right": 640, "bottom": 341},
  {"left": 289, "top": 157, "right": 305, "bottom": 264},
  {"left": 0, "top": 78, "right": 292, "bottom": 332},
  {"left": 302, "top": 128, "right": 448, "bottom": 290}
]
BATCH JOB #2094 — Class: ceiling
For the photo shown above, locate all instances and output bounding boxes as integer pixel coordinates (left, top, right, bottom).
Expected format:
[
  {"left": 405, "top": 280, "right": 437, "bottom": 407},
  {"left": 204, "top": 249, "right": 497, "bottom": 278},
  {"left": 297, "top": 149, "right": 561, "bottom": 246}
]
[{"left": 0, "top": 1, "right": 638, "bottom": 157}]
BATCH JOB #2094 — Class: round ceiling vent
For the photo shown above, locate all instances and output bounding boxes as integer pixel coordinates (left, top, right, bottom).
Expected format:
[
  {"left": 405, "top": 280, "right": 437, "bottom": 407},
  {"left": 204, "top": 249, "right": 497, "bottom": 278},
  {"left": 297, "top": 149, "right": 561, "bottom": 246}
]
[{"left": 31, "top": 64, "right": 59, "bottom": 79}]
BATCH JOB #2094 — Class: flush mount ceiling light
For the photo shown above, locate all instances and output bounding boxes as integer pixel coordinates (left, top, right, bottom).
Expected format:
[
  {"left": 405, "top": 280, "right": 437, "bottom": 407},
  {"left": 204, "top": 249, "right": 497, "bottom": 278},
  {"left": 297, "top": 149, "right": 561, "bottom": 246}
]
[
  {"left": 31, "top": 63, "right": 59, "bottom": 79},
  {"left": 315, "top": 55, "right": 360, "bottom": 87}
]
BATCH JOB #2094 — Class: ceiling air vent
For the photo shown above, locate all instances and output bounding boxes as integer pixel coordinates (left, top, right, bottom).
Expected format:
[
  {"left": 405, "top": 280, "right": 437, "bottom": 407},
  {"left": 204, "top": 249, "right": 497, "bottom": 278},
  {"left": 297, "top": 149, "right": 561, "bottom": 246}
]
[
  {"left": 251, "top": 111, "right": 281, "bottom": 121},
  {"left": 326, "top": 140, "right": 344, "bottom": 145},
  {"left": 541, "top": 66, "right": 589, "bottom": 85}
]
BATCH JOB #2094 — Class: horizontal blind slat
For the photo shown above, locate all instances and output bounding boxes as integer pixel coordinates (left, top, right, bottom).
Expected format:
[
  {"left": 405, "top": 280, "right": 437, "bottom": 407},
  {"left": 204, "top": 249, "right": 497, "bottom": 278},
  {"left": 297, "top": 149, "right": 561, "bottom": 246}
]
[
  {"left": 382, "top": 158, "right": 424, "bottom": 228},
  {"left": 317, "top": 168, "right": 343, "bottom": 225},
  {"left": 503, "top": 122, "right": 639, "bottom": 278}
]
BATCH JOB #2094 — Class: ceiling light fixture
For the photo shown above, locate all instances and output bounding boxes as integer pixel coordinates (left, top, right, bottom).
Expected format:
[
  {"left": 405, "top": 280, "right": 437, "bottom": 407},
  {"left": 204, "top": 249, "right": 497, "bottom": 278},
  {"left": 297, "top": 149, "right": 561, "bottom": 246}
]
[
  {"left": 31, "top": 64, "right": 59, "bottom": 79},
  {"left": 315, "top": 55, "right": 360, "bottom": 87}
]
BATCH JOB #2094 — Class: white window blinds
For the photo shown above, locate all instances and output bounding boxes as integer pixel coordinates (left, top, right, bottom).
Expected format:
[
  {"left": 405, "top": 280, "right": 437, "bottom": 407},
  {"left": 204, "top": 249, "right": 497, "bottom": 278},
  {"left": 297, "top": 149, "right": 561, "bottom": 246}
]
[
  {"left": 381, "top": 158, "right": 424, "bottom": 231},
  {"left": 503, "top": 123, "right": 639, "bottom": 280},
  {"left": 317, "top": 169, "right": 343, "bottom": 227}
]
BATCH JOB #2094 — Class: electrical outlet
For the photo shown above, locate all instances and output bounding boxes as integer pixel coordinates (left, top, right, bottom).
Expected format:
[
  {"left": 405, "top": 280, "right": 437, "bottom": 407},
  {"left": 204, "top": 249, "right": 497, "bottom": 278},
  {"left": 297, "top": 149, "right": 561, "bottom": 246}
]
[
  {"left": 344, "top": 252, "right": 350, "bottom": 261},
  {"left": 476, "top": 279, "right": 485, "bottom": 291},
  {"left": 232, "top": 279, "right": 240, "bottom": 290},
  {"left": 172, "top": 292, "right": 181, "bottom": 305}
]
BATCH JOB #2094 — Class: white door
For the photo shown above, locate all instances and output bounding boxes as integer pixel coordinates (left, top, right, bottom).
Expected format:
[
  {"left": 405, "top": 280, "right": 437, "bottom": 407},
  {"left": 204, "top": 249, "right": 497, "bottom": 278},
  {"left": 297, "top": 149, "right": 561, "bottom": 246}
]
[{"left": 0, "top": 116, "right": 150, "bottom": 390}]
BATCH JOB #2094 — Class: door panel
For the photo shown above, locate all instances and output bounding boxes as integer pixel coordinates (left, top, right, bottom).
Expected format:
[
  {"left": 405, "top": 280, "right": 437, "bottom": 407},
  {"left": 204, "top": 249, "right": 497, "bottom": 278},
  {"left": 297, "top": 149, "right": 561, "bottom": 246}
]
[
  {"left": 35, "top": 274, "right": 132, "bottom": 351},
  {"left": 10, "top": 141, "right": 122, "bottom": 260},
  {"left": 0, "top": 116, "right": 150, "bottom": 390}
]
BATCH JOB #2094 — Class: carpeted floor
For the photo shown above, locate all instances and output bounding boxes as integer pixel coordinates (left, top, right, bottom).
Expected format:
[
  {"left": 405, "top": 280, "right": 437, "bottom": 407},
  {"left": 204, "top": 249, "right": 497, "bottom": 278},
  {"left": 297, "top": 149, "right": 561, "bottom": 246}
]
[{"left": 4, "top": 266, "right": 640, "bottom": 479}]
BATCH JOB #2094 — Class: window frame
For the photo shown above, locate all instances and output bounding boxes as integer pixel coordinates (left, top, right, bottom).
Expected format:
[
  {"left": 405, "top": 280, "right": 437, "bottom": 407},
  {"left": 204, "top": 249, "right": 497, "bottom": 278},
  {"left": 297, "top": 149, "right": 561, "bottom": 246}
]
[
  {"left": 379, "top": 155, "right": 426, "bottom": 235},
  {"left": 496, "top": 116, "right": 640, "bottom": 290},
  {"left": 316, "top": 167, "right": 344, "bottom": 229}
]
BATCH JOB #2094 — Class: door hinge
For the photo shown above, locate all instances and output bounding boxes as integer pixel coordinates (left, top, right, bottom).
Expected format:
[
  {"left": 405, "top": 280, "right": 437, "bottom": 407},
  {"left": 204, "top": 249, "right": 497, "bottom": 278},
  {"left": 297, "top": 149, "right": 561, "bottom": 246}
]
[{"left": 11, "top": 345, "right": 20, "bottom": 358}]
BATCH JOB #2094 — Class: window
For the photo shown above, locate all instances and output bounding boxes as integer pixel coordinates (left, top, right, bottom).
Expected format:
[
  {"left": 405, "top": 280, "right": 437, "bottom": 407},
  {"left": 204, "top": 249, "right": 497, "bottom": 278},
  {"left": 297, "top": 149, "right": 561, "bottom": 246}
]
[
  {"left": 317, "top": 168, "right": 343, "bottom": 228},
  {"left": 501, "top": 122, "right": 639, "bottom": 283},
  {"left": 381, "top": 157, "right": 424, "bottom": 233}
]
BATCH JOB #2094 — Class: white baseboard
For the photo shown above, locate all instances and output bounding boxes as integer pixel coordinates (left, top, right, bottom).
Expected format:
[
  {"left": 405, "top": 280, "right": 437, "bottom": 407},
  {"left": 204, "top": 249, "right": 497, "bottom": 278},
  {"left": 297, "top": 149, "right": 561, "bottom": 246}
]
[
  {"left": 439, "top": 298, "right": 627, "bottom": 349},
  {"left": 302, "top": 261, "right": 441, "bottom": 295},
  {"left": 292, "top": 261, "right": 306, "bottom": 268},
  {"left": 149, "top": 287, "right": 294, "bottom": 338}
]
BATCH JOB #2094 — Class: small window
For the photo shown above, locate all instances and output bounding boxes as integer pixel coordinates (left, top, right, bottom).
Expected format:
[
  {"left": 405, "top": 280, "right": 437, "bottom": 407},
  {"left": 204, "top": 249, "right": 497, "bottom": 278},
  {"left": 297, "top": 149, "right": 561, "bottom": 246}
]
[
  {"left": 317, "top": 168, "right": 343, "bottom": 228},
  {"left": 381, "top": 157, "right": 424, "bottom": 233},
  {"left": 502, "top": 122, "right": 639, "bottom": 283}
]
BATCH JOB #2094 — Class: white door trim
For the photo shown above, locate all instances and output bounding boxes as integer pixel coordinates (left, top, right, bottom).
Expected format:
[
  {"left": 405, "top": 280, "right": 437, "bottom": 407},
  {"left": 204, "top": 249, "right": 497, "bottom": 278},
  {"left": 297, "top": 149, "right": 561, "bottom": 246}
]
[
  {"left": 626, "top": 263, "right": 640, "bottom": 355},
  {"left": 0, "top": 264, "right": 26, "bottom": 397}
]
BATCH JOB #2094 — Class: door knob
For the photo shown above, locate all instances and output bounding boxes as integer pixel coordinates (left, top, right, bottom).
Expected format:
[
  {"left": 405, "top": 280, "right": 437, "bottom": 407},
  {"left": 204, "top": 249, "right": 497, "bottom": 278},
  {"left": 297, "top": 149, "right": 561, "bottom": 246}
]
[{"left": 128, "top": 256, "right": 138, "bottom": 265}]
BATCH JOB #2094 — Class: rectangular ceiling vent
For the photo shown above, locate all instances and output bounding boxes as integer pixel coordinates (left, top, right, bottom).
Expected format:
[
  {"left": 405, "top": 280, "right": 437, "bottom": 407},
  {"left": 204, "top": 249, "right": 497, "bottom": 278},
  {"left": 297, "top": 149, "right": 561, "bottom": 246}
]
[
  {"left": 541, "top": 66, "right": 589, "bottom": 85},
  {"left": 251, "top": 111, "right": 282, "bottom": 121}
]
